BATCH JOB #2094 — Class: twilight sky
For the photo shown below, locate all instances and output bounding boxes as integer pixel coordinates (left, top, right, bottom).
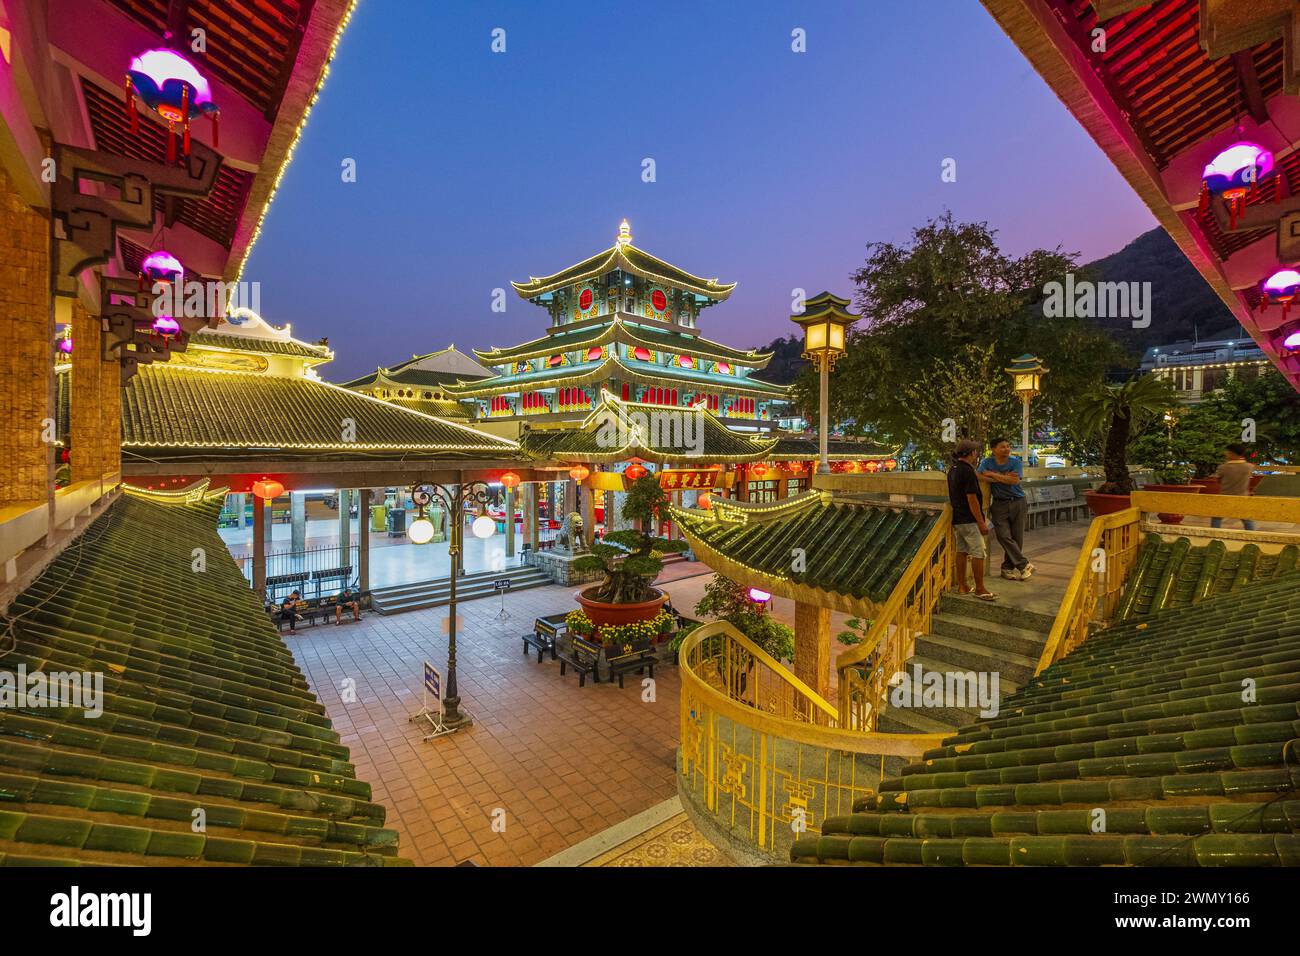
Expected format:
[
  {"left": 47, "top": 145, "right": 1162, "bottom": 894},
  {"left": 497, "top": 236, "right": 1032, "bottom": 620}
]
[{"left": 243, "top": 0, "right": 1157, "bottom": 382}]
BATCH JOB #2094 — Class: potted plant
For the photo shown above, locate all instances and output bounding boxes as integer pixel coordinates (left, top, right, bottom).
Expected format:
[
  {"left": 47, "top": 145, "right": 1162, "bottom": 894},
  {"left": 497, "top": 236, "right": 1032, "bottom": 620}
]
[
  {"left": 1074, "top": 374, "right": 1177, "bottom": 516},
  {"left": 571, "top": 474, "right": 689, "bottom": 628}
]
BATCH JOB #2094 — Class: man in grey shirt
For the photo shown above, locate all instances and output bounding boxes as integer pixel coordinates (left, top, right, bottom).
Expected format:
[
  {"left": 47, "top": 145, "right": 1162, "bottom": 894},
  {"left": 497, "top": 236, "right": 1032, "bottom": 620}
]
[{"left": 1211, "top": 443, "right": 1256, "bottom": 532}]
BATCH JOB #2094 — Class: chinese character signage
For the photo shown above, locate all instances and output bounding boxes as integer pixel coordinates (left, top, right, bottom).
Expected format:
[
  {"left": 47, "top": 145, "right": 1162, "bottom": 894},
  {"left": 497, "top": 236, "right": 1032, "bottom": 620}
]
[{"left": 658, "top": 469, "right": 721, "bottom": 490}]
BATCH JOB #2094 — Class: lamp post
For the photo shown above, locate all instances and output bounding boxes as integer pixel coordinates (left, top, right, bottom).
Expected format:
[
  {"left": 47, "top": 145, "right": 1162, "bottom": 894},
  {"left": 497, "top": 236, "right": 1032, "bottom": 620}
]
[
  {"left": 791, "top": 292, "right": 858, "bottom": 474},
  {"left": 1005, "top": 354, "right": 1048, "bottom": 463},
  {"left": 408, "top": 480, "right": 496, "bottom": 729}
]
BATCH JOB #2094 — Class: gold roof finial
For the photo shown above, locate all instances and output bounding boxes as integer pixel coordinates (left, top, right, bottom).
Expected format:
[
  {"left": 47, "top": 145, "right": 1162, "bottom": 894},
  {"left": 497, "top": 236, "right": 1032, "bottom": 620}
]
[{"left": 617, "top": 218, "right": 632, "bottom": 246}]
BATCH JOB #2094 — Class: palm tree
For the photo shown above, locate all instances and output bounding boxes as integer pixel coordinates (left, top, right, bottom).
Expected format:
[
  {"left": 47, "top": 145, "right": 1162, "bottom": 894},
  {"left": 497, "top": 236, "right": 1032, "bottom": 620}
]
[{"left": 1075, "top": 374, "right": 1176, "bottom": 495}]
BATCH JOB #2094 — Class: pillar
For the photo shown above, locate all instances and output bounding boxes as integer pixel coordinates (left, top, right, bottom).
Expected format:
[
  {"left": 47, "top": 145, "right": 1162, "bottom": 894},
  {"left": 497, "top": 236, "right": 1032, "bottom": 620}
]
[
  {"left": 252, "top": 494, "right": 267, "bottom": 595},
  {"left": 0, "top": 163, "right": 52, "bottom": 508},
  {"left": 70, "top": 298, "right": 120, "bottom": 486},
  {"left": 357, "top": 489, "right": 371, "bottom": 591},
  {"left": 793, "top": 600, "right": 832, "bottom": 701},
  {"left": 337, "top": 488, "right": 351, "bottom": 569},
  {"left": 564, "top": 479, "right": 576, "bottom": 518},
  {"left": 580, "top": 478, "right": 595, "bottom": 547},
  {"left": 234, "top": 493, "right": 247, "bottom": 528},
  {"left": 290, "top": 491, "right": 307, "bottom": 552},
  {"left": 505, "top": 485, "right": 516, "bottom": 561},
  {"left": 263, "top": 492, "right": 275, "bottom": 555},
  {"left": 527, "top": 483, "right": 540, "bottom": 550}
]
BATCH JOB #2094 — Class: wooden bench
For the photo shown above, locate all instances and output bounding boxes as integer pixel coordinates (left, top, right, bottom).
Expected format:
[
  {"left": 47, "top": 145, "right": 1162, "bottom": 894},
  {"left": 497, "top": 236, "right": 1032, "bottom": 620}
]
[
  {"left": 265, "top": 572, "right": 308, "bottom": 603},
  {"left": 523, "top": 613, "right": 565, "bottom": 663},
  {"left": 557, "top": 635, "right": 602, "bottom": 687},
  {"left": 605, "top": 640, "right": 656, "bottom": 689}
]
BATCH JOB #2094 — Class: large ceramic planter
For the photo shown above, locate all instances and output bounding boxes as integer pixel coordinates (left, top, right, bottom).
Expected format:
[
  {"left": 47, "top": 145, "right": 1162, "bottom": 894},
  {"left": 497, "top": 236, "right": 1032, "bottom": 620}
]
[
  {"left": 1249, "top": 475, "right": 1264, "bottom": 492},
  {"left": 575, "top": 588, "right": 667, "bottom": 629},
  {"left": 1190, "top": 477, "right": 1221, "bottom": 495},
  {"left": 1142, "top": 483, "right": 1201, "bottom": 524},
  {"left": 1084, "top": 491, "right": 1131, "bottom": 517}
]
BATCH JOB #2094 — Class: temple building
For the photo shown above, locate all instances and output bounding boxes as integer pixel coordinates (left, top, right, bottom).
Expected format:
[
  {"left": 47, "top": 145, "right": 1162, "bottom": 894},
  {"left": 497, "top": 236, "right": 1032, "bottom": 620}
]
[
  {"left": 339, "top": 346, "right": 492, "bottom": 420},
  {"left": 343, "top": 222, "right": 897, "bottom": 507}
]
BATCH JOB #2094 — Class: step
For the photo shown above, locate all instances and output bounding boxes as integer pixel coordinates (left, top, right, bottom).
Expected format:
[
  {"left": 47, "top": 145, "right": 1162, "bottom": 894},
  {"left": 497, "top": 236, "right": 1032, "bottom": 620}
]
[
  {"left": 875, "top": 706, "right": 958, "bottom": 737},
  {"left": 911, "top": 632, "right": 1039, "bottom": 687},
  {"left": 372, "top": 572, "right": 553, "bottom": 615},
  {"left": 938, "top": 592, "right": 1057, "bottom": 633},
  {"left": 884, "top": 654, "right": 1021, "bottom": 727},
  {"left": 928, "top": 612, "right": 1048, "bottom": 660},
  {"left": 370, "top": 566, "right": 545, "bottom": 601}
]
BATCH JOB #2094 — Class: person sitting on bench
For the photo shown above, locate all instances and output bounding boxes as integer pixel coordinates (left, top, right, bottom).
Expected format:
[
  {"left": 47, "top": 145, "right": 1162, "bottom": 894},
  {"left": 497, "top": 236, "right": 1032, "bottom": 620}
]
[
  {"left": 279, "top": 591, "right": 304, "bottom": 634},
  {"left": 335, "top": 587, "right": 361, "bottom": 624}
]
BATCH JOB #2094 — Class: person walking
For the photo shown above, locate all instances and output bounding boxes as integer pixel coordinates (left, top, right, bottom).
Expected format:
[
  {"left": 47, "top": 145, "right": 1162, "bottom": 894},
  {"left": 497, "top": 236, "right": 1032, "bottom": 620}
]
[
  {"left": 948, "top": 439, "right": 997, "bottom": 601},
  {"left": 1210, "top": 443, "right": 1257, "bottom": 532},
  {"left": 978, "top": 437, "right": 1035, "bottom": 581}
]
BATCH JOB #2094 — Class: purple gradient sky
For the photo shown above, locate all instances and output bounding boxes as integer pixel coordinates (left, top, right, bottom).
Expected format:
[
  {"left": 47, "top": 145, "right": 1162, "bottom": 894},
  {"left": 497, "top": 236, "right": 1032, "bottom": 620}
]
[{"left": 242, "top": 0, "right": 1157, "bottom": 382}]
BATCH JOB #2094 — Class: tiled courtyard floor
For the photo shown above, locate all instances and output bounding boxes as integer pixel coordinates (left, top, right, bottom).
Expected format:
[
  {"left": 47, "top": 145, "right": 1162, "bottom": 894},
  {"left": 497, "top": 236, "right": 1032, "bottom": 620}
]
[{"left": 286, "top": 576, "right": 700, "bottom": 866}]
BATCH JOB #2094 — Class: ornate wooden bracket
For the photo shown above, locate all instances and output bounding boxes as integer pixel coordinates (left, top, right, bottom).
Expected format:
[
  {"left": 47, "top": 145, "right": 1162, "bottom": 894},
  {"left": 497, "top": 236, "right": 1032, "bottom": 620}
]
[{"left": 50, "top": 142, "right": 222, "bottom": 297}]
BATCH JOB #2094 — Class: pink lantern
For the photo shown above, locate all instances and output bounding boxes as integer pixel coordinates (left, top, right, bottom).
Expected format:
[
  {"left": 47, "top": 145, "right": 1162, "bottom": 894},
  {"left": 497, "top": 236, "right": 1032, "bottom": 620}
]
[
  {"left": 140, "top": 249, "right": 183, "bottom": 290},
  {"left": 1261, "top": 268, "right": 1300, "bottom": 322},
  {"left": 1201, "top": 141, "right": 1275, "bottom": 228},
  {"left": 151, "top": 315, "right": 181, "bottom": 339},
  {"left": 747, "top": 587, "right": 772, "bottom": 603},
  {"left": 57, "top": 336, "right": 73, "bottom": 355},
  {"left": 1281, "top": 324, "right": 1300, "bottom": 351},
  {"left": 126, "top": 49, "right": 220, "bottom": 161}
]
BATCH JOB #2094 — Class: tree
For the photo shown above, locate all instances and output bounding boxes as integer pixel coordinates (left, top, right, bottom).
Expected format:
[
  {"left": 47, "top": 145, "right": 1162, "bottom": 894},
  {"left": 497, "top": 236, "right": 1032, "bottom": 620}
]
[
  {"left": 1074, "top": 374, "right": 1177, "bottom": 494},
  {"left": 1208, "top": 368, "right": 1300, "bottom": 464},
  {"left": 1132, "top": 401, "right": 1242, "bottom": 481},
  {"left": 571, "top": 475, "right": 688, "bottom": 603},
  {"left": 895, "top": 342, "right": 1020, "bottom": 463},
  {"left": 800, "top": 213, "right": 1131, "bottom": 463},
  {"left": 693, "top": 575, "right": 795, "bottom": 662}
]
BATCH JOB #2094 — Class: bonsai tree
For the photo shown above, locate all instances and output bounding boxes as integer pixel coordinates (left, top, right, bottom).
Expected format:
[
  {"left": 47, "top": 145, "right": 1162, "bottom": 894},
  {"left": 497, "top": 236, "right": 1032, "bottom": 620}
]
[
  {"left": 1131, "top": 400, "right": 1242, "bottom": 484},
  {"left": 693, "top": 574, "right": 795, "bottom": 662},
  {"left": 1074, "top": 374, "right": 1176, "bottom": 495},
  {"left": 571, "top": 474, "right": 688, "bottom": 603}
]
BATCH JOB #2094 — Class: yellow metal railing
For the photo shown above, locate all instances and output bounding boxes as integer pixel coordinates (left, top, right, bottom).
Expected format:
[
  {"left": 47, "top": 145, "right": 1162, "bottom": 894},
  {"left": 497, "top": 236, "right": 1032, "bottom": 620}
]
[
  {"left": 834, "top": 508, "right": 954, "bottom": 729},
  {"left": 678, "top": 621, "right": 944, "bottom": 856},
  {"left": 680, "top": 620, "right": 840, "bottom": 727},
  {"left": 1036, "top": 493, "right": 1300, "bottom": 676},
  {"left": 1034, "top": 507, "right": 1142, "bottom": 675}
]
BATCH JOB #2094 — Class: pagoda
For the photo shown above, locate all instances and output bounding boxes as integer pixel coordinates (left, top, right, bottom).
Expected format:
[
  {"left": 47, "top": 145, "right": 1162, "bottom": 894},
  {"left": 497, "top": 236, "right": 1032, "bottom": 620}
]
[{"left": 441, "top": 220, "right": 791, "bottom": 428}]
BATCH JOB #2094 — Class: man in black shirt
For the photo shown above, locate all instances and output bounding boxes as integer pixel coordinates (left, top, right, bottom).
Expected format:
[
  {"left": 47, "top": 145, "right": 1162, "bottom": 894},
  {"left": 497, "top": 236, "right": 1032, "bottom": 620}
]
[{"left": 947, "top": 439, "right": 996, "bottom": 601}]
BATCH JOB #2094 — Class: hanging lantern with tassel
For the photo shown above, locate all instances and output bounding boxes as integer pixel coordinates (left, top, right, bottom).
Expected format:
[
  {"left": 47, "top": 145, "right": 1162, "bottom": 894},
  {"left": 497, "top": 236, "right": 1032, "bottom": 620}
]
[
  {"left": 1261, "top": 268, "right": 1300, "bottom": 322},
  {"left": 126, "top": 49, "right": 220, "bottom": 162},
  {"left": 625, "top": 462, "right": 648, "bottom": 482},
  {"left": 1200, "top": 141, "right": 1274, "bottom": 229},
  {"left": 139, "top": 249, "right": 184, "bottom": 291}
]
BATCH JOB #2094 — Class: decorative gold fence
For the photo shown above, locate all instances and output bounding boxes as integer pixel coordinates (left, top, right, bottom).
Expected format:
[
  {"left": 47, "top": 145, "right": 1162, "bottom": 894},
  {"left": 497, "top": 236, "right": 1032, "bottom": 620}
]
[
  {"left": 1033, "top": 506, "right": 1141, "bottom": 675},
  {"left": 834, "top": 508, "right": 954, "bottom": 729},
  {"left": 678, "top": 621, "right": 943, "bottom": 860}
]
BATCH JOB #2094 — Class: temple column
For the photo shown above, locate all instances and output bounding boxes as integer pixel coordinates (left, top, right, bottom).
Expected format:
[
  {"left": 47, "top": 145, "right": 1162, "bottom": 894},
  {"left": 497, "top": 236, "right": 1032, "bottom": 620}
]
[
  {"left": 564, "top": 479, "right": 576, "bottom": 519},
  {"left": 358, "top": 489, "right": 371, "bottom": 591},
  {"left": 290, "top": 491, "right": 307, "bottom": 552},
  {"left": 793, "top": 600, "right": 832, "bottom": 701},
  {"left": 505, "top": 486, "right": 516, "bottom": 562},
  {"left": 263, "top": 493, "right": 275, "bottom": 554},
  {"left": 528, "top": 483, "right": 540, "bottom": 550},
  {"left": 234, "top": 493, "right": 247, "bottom": 528},
  {"left": 337, "top": 489, "right": 351, "bottom": 569},
  {"left": 579, "top": 478, "right": 594, "bottom": 547},
  {"left": 252, "top": 494, "right": 267, "bottom": 596}
]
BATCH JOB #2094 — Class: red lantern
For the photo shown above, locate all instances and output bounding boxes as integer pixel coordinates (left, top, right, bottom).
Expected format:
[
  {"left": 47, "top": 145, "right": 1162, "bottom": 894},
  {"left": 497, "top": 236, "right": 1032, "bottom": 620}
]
[
  {"left": 625, "top": 462, "right": 648, "bottom": 482},
  {"left": 500, "top": 471, "right": 521, "bottom": 491},
  {"left": 251, "top": 478, "right": 284, "bottom": 500},
  {"left": 697, "top": 492, "right": 712, "bottom": 511},
  {"left": 569, "top": 464, "right": 590, "bottom": 482},
  {"left": 751, "top": 462, "right": 768, "bottom": 478},
  {"left": 885, "top": 458, "right": 898, "bottom": 471}
]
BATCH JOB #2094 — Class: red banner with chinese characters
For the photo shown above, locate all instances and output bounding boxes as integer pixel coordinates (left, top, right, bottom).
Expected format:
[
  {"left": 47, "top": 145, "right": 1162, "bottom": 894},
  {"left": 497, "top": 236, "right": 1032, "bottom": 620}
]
[{"left": 658, "top": 469, "right": 721, "bottom": 491}]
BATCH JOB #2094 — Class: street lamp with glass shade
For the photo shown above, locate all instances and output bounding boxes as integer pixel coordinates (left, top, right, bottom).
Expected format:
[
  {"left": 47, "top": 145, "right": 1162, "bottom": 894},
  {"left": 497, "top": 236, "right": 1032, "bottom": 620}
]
[
  {"left": 790, "top": 292, "right": 858, "bottom": 474},
  {"left": 404, "top": 480, "right": 497, "bottom": 731},
  {"left": 1004, "top": 354, "right": 1048, "bottom": 462}
]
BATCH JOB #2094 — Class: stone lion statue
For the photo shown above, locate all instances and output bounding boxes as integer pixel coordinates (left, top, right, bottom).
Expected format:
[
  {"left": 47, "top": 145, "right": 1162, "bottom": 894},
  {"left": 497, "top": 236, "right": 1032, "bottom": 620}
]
[{"left": 558, "top": 511, "right": 587, "bottom": 553}]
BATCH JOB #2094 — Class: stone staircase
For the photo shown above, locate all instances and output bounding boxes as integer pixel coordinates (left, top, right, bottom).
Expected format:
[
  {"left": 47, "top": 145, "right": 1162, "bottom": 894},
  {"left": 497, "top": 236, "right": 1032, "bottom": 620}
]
[
  {"left": 370, "top": 565, "right": 552, "bottom": 615},
  {"left": 875, "top": 593, "right": 1054, "bottom": 736}
]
